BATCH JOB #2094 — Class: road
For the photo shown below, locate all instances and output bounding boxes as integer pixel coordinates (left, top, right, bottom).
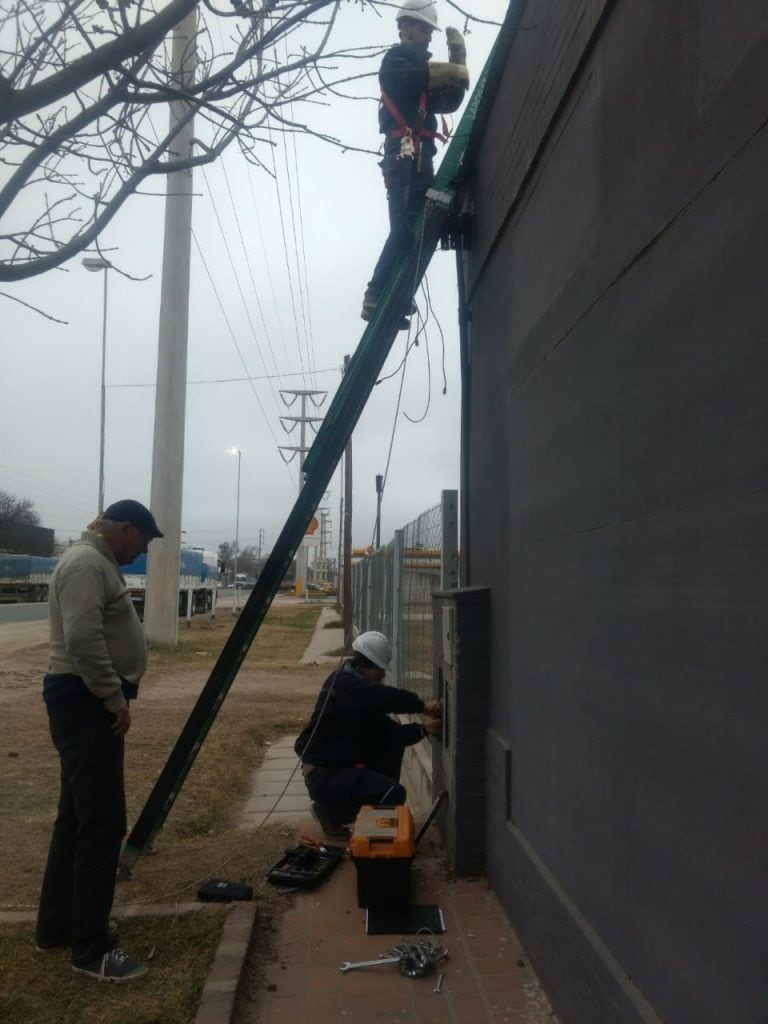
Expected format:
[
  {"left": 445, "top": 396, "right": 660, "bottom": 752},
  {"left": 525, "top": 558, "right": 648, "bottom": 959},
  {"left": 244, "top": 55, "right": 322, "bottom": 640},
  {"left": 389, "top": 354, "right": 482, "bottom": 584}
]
[{"left": 0, "top": 602, "right": 48, "bottom": 625}]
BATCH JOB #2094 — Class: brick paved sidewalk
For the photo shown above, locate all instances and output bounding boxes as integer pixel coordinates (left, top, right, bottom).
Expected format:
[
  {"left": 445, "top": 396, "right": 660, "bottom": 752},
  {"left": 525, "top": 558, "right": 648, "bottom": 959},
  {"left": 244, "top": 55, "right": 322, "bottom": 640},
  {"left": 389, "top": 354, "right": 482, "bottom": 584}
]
[
  {"left": 235, "top": 730, "right": 556, "bottom": 1024},
  {"left": 245, "top": 818, "right": 556, "bottom": 1024},
  {"left": 233, "top": 617, "right": 557, "bottom": 1023}
]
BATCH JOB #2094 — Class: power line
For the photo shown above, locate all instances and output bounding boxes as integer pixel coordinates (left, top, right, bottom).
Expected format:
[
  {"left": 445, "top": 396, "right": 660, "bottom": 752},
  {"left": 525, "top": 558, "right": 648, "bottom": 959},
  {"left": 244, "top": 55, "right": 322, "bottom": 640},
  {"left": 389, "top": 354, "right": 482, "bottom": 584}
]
[
  {"left": 200, "top": 163, "right": 283, "bottom": 418},
  {"left": 191, "top": 230, "right": 287, "bottom": 462},
  {"left": 104, "top": 368, "right": 341, "bottom": 389},
  {"left": 218, "top": 150, "right": 286, "bottom": 391},
  {"left": 267, "top": 119, "right": 308, "bottom": 386}
]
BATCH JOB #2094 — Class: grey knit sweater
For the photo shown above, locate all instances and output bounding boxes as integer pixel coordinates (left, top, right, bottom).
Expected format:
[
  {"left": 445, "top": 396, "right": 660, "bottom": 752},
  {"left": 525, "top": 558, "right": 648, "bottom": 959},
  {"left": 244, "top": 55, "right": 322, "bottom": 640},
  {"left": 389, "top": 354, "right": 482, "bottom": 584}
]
[{"left": 47, "top": 531, "right": 147, "bottom": 712}]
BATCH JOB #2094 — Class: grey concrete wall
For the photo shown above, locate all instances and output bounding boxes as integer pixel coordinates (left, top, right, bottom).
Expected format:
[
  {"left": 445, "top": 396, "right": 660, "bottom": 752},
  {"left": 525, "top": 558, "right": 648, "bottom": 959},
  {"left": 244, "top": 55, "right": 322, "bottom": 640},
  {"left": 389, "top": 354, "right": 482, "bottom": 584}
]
[
  {"left": 432, "top": 588, "right": 491, "bottom": 875},
  {"left": 463, "top": 3, "right": 768, "bottom": 1024}
]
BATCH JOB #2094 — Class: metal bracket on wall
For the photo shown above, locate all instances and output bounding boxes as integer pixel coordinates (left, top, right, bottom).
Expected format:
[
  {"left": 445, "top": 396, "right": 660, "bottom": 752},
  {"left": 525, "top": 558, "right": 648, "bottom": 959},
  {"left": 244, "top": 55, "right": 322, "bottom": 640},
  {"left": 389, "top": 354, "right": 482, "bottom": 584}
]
[
  {"left": 439, "top": 209, "right": 473, "bottom": 252},
  {"left": 415, "top": 789, "right": 448, "bottom": 847}
]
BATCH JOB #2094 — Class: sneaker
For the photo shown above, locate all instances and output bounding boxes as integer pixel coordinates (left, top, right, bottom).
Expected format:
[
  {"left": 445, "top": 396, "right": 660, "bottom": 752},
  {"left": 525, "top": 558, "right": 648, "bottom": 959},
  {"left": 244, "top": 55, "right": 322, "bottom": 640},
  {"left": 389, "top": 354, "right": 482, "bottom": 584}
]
[
  {"left": 310, "top": 802, "right": 351, "bottom": 842},
  {"left": 36, "top": 919, "right": 118, "bottom": 953},
  {"left": 72, "top": 947, "right": 148, "bottom": 983}
]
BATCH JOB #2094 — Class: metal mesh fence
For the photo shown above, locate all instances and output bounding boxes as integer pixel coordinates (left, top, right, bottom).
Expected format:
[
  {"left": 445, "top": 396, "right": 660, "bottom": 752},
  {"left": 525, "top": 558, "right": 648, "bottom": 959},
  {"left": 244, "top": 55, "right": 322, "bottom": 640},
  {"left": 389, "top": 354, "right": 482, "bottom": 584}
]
[
  {"left": 353, "top": 540, "right": 395, "bottom": 641},
  {"left": 398, "top": 504, "right": 442, "bottom": 703},
  {"left": 351, "top": 494, "right": 455, "bottom": 704}
]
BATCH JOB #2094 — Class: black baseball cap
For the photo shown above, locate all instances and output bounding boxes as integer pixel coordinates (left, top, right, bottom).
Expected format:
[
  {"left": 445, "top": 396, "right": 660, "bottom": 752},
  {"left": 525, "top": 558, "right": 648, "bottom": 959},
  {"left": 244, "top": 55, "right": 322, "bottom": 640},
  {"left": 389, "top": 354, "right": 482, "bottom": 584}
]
[{"left": 102, "top": 499, "right": 164, "bottom": 538}]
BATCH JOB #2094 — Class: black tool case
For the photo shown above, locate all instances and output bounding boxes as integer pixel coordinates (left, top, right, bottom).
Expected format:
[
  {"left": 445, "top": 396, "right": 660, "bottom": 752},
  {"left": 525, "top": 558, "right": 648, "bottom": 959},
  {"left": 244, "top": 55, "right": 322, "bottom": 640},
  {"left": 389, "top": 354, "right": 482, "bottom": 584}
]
[{"left": 266, "top": 843, "right": 345, "bottom": 889}]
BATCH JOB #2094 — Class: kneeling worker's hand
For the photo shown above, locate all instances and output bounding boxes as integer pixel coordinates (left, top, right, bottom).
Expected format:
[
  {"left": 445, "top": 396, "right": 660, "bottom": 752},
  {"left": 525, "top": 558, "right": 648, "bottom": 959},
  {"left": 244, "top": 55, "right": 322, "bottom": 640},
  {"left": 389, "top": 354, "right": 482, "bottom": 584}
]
[{"left": 423, "top": 700, "right": 443, "bottom": 718}]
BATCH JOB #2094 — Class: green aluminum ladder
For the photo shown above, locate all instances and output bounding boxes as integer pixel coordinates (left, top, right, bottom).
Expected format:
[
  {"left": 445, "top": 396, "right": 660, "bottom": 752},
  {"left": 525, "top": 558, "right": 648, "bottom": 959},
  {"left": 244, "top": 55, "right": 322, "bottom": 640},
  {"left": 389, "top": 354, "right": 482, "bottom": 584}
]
[{"left": 121, "top": 40, "right": 502, "bottom": 871}]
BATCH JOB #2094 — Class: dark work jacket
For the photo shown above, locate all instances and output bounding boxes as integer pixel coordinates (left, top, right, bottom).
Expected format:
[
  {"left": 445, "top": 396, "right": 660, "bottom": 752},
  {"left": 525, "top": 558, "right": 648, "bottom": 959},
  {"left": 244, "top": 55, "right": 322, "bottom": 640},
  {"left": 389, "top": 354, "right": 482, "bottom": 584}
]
[
  {"left": 378, "top": 41, "right": 466, "bottom": 160},
  {"left": 295, "top": 663, "right": 425, "bottom": 767}
]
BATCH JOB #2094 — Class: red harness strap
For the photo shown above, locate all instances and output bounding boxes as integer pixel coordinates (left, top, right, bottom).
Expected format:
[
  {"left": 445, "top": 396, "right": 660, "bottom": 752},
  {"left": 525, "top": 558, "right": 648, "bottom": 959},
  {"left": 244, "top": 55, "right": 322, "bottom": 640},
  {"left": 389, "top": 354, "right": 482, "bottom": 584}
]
[{"left": 380, "top": 90, "right": 449, "bottom": 147}]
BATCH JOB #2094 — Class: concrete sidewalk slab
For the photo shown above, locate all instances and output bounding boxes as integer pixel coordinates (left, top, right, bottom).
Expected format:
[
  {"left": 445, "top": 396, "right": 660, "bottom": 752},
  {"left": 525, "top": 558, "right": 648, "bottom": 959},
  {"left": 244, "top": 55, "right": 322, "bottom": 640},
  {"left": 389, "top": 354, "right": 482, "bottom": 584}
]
[{"left": 299, "top": 606, "right": 344, "bottom": 665}]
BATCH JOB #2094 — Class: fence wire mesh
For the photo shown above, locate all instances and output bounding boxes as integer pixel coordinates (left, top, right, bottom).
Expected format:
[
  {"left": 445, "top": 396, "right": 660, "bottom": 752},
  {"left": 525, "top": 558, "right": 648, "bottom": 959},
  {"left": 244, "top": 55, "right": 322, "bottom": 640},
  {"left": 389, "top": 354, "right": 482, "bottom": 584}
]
[
  {"left": 398, "top": 504, "right": 443, "bottom": 703},
  {"left": 351, "top": 495, "right": 454, "bottom": 705}
]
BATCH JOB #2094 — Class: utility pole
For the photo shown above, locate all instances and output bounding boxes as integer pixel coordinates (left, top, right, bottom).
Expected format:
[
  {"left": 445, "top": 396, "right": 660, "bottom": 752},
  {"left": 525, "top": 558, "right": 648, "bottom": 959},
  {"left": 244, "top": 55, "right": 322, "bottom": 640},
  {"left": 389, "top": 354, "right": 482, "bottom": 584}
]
[
  {"left": 278, "top": 388, "right": 326, "bottom": 596},
  {"left": 342, "top": 356, "right": 353, "bottom": 647},
  {"left": 375, "top": 473, "right": 384, "bottom": 549},
  {"left": 144, "top": 10, "right": 197, "bottom": 646},
  {"left": 319, "top": 508, "right": 332, "bottom": 560},
  {"left": 258, "top": 528, "right": 264, "bottom": 560}
]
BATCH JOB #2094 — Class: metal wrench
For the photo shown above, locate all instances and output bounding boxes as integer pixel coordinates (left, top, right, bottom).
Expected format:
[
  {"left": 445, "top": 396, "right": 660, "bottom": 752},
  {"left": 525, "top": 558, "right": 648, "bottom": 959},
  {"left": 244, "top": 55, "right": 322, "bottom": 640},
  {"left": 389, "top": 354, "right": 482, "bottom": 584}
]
[{"left": 339, "top": 956, "right": 401, "bottom": 973}]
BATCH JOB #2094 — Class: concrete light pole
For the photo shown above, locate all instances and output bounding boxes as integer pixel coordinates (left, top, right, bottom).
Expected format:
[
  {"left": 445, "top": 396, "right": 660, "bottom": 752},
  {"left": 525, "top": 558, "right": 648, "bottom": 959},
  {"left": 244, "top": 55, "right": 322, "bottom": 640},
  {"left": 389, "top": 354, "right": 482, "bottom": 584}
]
[
  {"left": 82, "top": 256, "right": 111, "bottom": 514},
  {"left": 229, "top": 447, "right": 242, "bottom": 611},
  {"left": 143, "top": 10, "right": 197, "bottom": 645}
]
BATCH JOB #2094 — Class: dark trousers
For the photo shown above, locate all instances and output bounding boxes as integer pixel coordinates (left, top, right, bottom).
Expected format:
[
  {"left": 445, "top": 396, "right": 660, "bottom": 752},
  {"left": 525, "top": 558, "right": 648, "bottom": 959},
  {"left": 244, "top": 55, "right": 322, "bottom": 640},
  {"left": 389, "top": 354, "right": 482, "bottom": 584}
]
[
  {"left": 368, "top": 154, "right": 435, "bottom": 295},
  {"left": 305, "top": 742, "right": 407, "bottom": 826},
  {"left": 36, "top": 687, "right": 126, "bottom": 966}
]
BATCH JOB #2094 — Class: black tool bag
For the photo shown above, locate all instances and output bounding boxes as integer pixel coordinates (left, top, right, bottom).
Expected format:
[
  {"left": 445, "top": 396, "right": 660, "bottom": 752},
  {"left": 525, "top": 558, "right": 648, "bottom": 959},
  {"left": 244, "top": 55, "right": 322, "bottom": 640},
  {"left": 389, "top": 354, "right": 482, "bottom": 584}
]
[{"left": 197, "top": 879, "right": 254, "bottom": 902}]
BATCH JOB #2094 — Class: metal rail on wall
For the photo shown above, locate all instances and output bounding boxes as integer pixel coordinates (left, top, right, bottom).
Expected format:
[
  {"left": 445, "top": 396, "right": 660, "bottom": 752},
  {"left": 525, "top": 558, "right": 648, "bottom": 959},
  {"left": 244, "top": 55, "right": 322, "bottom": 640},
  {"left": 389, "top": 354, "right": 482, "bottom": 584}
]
[{"left": 121, "top": 39, "right": 503, "bottom": 871}]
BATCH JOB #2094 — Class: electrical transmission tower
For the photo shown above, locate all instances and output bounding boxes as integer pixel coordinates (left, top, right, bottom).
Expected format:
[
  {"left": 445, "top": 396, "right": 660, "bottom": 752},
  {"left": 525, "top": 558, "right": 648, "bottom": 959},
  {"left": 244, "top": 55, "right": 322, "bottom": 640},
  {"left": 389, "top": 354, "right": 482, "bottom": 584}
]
[{"left": 278, "top": 389, "right": 327, "bottom": 594}]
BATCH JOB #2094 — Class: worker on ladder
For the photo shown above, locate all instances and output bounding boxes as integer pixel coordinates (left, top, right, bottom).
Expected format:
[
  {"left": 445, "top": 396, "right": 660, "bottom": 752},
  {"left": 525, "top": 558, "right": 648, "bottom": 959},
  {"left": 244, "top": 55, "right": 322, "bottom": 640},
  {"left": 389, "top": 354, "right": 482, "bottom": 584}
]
[{"left": 361, "top": 0, "right": 469, "bottom": 329}]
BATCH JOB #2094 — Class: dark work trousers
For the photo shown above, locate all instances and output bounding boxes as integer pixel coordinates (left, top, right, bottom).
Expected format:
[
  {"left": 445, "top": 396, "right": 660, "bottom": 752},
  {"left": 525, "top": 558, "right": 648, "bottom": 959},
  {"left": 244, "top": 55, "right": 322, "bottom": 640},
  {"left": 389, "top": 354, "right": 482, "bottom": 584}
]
[
  {"left": 35, "top": 689, "right": 126, "bottom": 966},
  {"left": 305, "top": 741, "right": 408, "bottom": 826},
  {"left": 368, "top": 153, "right": 435, "bottom": 295}
]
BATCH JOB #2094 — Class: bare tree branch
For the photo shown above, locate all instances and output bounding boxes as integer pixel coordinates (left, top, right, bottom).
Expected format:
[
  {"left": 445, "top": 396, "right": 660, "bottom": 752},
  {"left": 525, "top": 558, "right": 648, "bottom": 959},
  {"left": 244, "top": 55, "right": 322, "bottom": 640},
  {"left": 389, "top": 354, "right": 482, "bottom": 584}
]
[
  {"left": 0, "top": 0, "right": 494, "bottom": 281},
  {"left": 0, "top": 289, "right": 68, "bottom": 322}
]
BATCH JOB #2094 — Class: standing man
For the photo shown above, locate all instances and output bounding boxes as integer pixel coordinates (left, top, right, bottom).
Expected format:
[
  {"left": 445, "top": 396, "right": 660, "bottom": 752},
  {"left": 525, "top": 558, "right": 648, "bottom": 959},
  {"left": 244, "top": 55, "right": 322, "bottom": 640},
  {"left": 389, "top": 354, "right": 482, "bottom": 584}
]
[
  {"left": 35, "top": 500, "right": 163, "bottom": 983},
  {"left": 295, "top": 630, "right": 443, "bottom": 841},
  {"left": 361, "top": 0, "right": 469, "bottom": 328}
]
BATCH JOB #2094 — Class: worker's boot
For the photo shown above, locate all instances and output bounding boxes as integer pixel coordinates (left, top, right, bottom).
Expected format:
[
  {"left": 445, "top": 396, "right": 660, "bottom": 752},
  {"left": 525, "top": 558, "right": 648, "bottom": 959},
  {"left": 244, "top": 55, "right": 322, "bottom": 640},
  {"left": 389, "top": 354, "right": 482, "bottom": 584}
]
[
  {"left": 361, "top": 287, "right": 417, "bottom": 330},
  {"left": 310, "top": 802, "right": 351, "bottom": 842}
]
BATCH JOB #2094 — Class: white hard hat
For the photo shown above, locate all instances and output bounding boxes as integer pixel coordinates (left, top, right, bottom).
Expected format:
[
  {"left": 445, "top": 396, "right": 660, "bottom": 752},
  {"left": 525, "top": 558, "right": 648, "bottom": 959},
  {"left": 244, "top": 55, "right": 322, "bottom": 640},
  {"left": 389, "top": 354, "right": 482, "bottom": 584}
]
[
  {"left": 352, "top": 630, "right": 392, "bottom": 670},
  {"left": 397, "top": 0, "right": 440, "bottom": 32}
]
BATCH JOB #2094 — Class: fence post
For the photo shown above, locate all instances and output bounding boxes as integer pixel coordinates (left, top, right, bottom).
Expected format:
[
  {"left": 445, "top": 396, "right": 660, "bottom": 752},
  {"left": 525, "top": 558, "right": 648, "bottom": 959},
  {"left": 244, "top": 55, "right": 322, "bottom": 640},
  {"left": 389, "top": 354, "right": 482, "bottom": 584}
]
[
  {"left": 441, "top": 489, "right": 459, "bottom": 590},
  {"left": 364, "top": 557, "right": 372, "bottom": 631},
  {"left": 391, "top": 529, "right": 404, "bottom": 688}
]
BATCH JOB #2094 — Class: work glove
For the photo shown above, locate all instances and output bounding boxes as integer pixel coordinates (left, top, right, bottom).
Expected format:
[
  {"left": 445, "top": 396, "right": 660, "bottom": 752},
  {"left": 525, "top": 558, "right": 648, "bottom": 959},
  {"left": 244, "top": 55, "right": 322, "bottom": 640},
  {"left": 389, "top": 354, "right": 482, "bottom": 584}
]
[
  {"left": 428, "top": 61, "right": 470, "bottom": 92},
  {"left": 445, "top": 26, "right": 467, "bottom": 65}
]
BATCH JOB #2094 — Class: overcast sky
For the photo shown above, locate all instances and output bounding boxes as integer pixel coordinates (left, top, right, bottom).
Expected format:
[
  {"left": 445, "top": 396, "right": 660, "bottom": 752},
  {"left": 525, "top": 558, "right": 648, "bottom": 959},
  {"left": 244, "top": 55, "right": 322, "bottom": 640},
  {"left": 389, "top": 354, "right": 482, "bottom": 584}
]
[{"left": 1, "top": 1, "right": 508, "bottom": 558}]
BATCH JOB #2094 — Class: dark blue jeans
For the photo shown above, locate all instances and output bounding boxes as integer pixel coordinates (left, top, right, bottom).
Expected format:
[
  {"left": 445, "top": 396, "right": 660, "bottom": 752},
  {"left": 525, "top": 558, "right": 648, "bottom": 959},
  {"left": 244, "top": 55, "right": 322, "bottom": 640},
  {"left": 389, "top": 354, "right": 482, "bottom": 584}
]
[
  {"left": 36, "top": 681, "right": 125, "bottom": 966},
  {"left": 305, "top": 743, "right": 407, "bottom": 826},
  {"left": 368, "top": 153, "right": 435, "bottom": 295}
]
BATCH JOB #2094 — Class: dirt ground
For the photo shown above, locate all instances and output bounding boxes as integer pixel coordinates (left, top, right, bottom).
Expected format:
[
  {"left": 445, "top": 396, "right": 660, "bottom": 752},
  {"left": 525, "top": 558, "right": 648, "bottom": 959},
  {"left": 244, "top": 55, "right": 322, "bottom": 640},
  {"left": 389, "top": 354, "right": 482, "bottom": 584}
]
[{"left": 0, "top": 603, "right": 328, "bottom": 1024}]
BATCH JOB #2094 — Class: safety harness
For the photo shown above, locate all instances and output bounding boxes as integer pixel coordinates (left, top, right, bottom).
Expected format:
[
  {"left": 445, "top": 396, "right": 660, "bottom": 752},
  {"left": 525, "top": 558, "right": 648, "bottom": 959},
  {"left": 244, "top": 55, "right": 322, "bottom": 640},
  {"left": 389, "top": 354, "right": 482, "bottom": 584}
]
[{"left": 381, "top": 90, "right": 449, "bottom": 164}]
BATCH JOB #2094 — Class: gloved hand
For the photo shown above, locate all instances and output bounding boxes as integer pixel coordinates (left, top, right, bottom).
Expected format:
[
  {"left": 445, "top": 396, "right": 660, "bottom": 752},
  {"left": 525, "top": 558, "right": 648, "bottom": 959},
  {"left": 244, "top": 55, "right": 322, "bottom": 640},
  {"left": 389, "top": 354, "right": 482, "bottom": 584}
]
[
  {"left": 445, "top": 26, "right": 467, "bottom": 65},
  {"left": 428, "top": 61, "right": 470, "bottom": 92}
]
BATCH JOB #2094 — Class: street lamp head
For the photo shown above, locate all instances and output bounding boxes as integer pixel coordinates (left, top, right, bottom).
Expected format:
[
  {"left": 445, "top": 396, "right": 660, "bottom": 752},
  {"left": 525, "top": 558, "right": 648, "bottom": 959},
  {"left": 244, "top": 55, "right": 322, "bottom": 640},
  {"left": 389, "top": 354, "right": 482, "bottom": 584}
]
[
  {"left": 228, "top": 447, "right": 241, "bottom": 456},
  {"left": 82, "top": 256, "right": 111, "bottom": 271}
]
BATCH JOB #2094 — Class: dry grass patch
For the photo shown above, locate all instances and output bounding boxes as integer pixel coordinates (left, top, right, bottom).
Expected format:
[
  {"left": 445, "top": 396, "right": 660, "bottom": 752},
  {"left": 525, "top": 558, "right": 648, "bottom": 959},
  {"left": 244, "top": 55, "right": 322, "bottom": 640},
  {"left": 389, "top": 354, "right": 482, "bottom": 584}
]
[
  {"left": 1, "top": 601, "right": 321, "bottom": 909},
  {"left": 0, "top": 910, "right": 225, "bottom": 1024},
  {"left": 149, "top": 601, "right": 323, "bottom": 673}
]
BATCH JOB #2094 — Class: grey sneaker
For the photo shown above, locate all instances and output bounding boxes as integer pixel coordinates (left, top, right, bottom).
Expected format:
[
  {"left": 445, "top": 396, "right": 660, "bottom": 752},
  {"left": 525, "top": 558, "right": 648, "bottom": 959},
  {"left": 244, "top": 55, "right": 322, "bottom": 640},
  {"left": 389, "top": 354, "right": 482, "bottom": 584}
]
[
  {"left": 36, "top": 919, "right": 118, "bottom": 953},
  {"left": 310, "top": 802, "right": 351, "bottom": 842},
  {"left": 72, "top": 947, "right": 148, "bottom": 983}
]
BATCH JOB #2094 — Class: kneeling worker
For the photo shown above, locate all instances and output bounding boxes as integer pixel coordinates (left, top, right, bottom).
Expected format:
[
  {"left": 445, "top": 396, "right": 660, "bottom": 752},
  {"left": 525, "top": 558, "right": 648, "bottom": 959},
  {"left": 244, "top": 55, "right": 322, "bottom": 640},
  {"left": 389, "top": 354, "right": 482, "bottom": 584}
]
[{"left": 296, "top": 631, "right": 442, "bottom": 840}]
